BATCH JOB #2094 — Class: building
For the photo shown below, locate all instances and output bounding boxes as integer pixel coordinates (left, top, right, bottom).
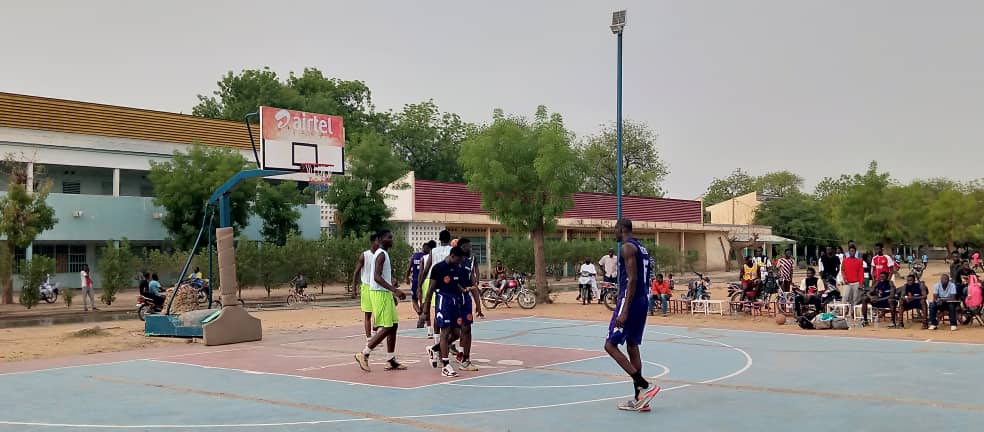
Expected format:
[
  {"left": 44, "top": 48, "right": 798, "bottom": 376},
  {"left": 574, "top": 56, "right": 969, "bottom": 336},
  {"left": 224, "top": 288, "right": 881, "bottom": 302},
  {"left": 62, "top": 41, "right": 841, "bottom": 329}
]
[
  {"left": 0, "top": 92, "right": 321, "bottom": 289},
  {"left": 382, "top": 172, "right": 736, "bottom": 273},
  {"left": 705, "top": 191, "right": 779, "bottom": 225}
]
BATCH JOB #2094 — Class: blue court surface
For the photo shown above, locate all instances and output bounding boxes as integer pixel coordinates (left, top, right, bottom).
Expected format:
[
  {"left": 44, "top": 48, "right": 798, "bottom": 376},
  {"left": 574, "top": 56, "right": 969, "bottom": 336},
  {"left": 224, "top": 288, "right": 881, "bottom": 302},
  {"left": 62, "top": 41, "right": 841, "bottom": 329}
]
[{"left": 1, "top": 316, "right": 981, "bottom": 431}]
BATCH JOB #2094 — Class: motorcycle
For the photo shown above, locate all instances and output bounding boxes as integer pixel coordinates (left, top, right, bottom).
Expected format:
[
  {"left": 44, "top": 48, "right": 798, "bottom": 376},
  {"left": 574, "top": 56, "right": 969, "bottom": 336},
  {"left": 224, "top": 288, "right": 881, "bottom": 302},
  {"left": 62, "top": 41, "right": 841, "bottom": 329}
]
[
  {"left": 137, "top": 294, "right": 162, "bottom": 321},
  {"left": 480, "top": 273, "right": 536, "bottom": 309},
  {"left": 577, "top": 270, "right": 597, "bottom": 305},
  {"left": 39, "top": 274, "right": 59, "bottom": 304},
  {"left": 601, "top": 280, "right": 619, "bottom": 311}
]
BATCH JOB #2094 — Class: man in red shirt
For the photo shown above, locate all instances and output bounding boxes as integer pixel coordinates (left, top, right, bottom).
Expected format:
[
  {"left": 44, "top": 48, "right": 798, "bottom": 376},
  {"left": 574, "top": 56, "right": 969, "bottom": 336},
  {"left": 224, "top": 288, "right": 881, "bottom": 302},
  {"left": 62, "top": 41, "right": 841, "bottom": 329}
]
[
  {"left": 841, "top": 246, "right": 865, "bottom": 316},
  {"left": 650, "top": 274, "right": 671, "bottom": 317},
  {"left": 870, "top": 243, "right": 896, "bottom": 286}
]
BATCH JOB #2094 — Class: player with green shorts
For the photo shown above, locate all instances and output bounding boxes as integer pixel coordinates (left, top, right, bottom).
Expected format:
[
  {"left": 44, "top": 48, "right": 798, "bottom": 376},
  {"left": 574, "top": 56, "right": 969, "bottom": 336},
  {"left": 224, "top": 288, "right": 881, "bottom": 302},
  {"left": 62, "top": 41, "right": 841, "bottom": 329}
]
[
  {"left": 351, "top": 233, "right": 379, "bottom": 341},
  {"left": 355, "top": 230, "right": 407, "bottom": 372}
]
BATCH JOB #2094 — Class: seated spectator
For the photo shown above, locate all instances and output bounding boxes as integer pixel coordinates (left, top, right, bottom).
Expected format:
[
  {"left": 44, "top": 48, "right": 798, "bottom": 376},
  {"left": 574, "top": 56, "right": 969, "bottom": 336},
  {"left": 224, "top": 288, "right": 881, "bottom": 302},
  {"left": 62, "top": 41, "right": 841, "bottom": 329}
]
[
  {"left": 957, "top": 260, "right": 977, "bottom": 299},
  {"left": 928, "top": 274, "right": 959, "bottom": 331},
  {"left": 898, "top": 274, "right": 928, "bottom": 329},
  {"left": 741, "top": 257, "right": 761, "bottom": 302},
  {"left": 794, "top": 268, "right": 823, "bottom": 317},
  {"left": 862, "top": 272, "right": 898, "bottom": 327},
  {"left": 650, "top": 274, "right": 671, "bottom": 317},
  {"left": 138, "top": 272, "right": 150, "bottom": 297}
]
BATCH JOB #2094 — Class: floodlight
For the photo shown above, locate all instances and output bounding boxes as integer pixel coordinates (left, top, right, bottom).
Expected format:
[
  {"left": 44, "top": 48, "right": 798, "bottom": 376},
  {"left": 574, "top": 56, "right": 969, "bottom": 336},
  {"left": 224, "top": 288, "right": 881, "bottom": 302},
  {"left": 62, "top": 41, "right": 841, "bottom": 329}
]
[{"left": 610, "top": 10, "right": 626, "bottom": 34}]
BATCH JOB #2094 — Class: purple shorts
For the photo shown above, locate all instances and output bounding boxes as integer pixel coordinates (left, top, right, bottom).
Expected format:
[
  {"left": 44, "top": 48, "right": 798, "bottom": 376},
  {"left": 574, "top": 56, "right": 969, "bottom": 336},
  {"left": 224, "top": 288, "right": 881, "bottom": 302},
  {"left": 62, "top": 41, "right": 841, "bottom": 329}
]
[{"left": 607, "top": 295, "right": 649, "bottom": 346}]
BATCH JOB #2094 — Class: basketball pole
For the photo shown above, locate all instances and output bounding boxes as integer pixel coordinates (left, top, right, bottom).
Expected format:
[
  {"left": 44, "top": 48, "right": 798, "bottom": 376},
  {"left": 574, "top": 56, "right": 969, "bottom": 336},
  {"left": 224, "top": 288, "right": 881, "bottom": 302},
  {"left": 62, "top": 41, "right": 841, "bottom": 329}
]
[{"left": 611, "top": 11, "right": 626, "bottom": 262}]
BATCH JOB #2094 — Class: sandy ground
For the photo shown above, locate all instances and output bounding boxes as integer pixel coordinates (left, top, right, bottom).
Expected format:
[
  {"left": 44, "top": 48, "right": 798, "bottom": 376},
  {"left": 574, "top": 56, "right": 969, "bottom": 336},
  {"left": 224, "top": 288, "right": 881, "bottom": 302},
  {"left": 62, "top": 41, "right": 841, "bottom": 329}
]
[{"left": 2, "top": 261, "right": 976, "bottom": 363}]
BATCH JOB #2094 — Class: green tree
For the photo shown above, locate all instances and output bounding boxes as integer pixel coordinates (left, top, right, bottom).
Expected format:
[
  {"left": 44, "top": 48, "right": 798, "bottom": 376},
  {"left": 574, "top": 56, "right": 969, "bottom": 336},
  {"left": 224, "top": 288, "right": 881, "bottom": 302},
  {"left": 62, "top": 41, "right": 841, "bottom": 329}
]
[
  {"left": 490, "top": 237, "right": 534, "bottom": 275},
  {"left": 254, "top": 181, "right": 308, "bottom": 245},
  {"left": 387, "top": 100, "right": 475, "bottom": 182},
  {"left": 256, "top": 242, "right": 286, "bottom": 297},
  {"left": 460, "top": 106, "right": 581, "bottom": 302},
  {"left": 754, "top": 192, "right": 838, "bottom": 249},
  {"left": 18, "top": 256, "right": 54, "bottom": 309},
  {"left": 827, "top": 162, "right": 901, "bottom": 246},
  {"left": 927, "top": 188, "right": 978, "bottom": 251},
  {"left": 0, "top": 158, "right": 57, "bottom": 304},
  {"left": 325, "top": 132, "right": 407, "bottom": 235},
  {"left": 235, "top": 236, "right": 260, "bottom": 298},
  {"left": 149, "top": 144, "right": 256, "bottom": 249},
  {"left": 755, "top": 170, "right": 803, "bottom": 197},
  {"left": 282, "top": 234, "right": 317, "bottom": 286},
  {"left": 702, "top": 168, "right": 756, "bottom": 207},
  {"left": 193, "top": 67, "right": 384, "bottom": 140},
  {"left": 98, "top": 239, "right": 137, "bottom": 306},
  {"left": 578, "top": 119, "right": 669, "bottom": 197}
]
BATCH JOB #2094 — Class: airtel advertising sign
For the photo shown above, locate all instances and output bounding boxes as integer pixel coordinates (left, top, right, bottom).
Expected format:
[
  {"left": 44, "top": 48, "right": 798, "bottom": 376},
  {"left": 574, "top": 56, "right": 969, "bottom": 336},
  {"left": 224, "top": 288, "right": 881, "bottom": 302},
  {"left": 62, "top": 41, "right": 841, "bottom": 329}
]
[{"left": 259, "top": 106, "right": 345, "bottom": 172}]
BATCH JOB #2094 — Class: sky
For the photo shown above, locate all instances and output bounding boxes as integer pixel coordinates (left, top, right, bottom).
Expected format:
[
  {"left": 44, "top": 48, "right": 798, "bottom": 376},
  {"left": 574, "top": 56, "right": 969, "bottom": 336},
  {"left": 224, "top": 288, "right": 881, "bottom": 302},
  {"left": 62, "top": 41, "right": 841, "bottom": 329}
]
[{"left": 3, "top": 0, "right": 983, "bottom": 199}]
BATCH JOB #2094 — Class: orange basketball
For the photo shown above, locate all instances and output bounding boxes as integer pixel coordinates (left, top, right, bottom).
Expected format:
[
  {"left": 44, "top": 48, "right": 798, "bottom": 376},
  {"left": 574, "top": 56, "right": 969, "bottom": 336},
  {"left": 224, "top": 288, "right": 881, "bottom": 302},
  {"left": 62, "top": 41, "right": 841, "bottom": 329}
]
[{"left": 775, "top": 314, "right": 786, "bottom": 325}]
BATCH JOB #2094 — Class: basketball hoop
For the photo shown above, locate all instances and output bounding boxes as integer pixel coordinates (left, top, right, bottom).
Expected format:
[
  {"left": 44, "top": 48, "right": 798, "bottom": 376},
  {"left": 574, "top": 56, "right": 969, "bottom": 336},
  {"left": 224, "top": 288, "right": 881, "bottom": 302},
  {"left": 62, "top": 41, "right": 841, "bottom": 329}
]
[{"left": 299, "top": 163, "right": 334, "bottom": 193}]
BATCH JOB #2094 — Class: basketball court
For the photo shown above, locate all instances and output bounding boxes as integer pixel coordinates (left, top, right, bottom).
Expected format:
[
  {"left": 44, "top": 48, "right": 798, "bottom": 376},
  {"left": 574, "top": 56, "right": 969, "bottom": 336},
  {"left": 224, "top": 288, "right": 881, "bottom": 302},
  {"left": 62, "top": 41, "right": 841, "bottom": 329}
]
[{"left": 1, "top": 315, "right": 981, "bottom": 431}]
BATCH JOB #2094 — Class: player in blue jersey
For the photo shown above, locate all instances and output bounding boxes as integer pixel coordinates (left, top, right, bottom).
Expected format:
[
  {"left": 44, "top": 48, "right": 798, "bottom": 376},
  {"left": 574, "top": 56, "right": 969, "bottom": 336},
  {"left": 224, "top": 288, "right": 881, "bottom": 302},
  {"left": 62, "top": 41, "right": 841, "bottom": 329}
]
[
  {"left": 605, "top": 219, "right": 660, "bottom": 412},
  {"left": 406, "top": 241, "right": 435, "bottom": 328},
  {"left": 454, "top": 238, "right": 484, "bottom": 371},
  {"left": 422, "top": 246, "right": 468, "bottom": 377}
]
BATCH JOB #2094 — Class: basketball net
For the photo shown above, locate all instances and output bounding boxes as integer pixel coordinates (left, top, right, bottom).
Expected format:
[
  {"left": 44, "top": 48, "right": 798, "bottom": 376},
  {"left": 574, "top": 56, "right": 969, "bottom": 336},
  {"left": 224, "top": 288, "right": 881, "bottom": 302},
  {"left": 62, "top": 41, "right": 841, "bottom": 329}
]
[{"left": 300, "top": 163, "right": 333, "bottom": 195}]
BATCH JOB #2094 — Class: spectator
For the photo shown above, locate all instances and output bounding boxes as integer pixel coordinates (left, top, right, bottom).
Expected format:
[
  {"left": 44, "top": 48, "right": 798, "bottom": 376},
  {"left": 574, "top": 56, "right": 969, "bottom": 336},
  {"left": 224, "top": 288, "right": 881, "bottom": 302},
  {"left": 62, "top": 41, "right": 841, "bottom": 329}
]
[
  {"left": 138, "top": 272, "right": 150, "bottom": 296},
  {"left": 819, "top": 247, "right": 840, "bottom": 288},
  {"left": 862, "top": 272, "right": 898, "bottom": 327},
  {"left": 740, "top": 256, "right": 761, "bottom": 301},
  {"left": 898, "top": 274, "right": 928, "bottom": 329},
  {"left": 842, "top": 247, "right": 865, "bottom": 309},
  {"left": 667, "top": 273, "right": 675, "bottom": 291},
  {"left": 835, "top": 246, "right": 846, "bottom": 284},
  {"left": 650, "top": 273, "right": 671, "bottom": 316},
  {"left": 80, "top": 264, "right": 98, "bottom": 312},
  {"left": 776, "top": 249, "right": 796, "bottom": 294},
  {"left": 957, "top": 260, "right": 977, "bottom": 299},
  {"left": 862, "top": 252, "right": 872, "bottom": 289},
  {"left": 921, "top": 252, "right": 929, "bottom": 266},
  {"left": 975, "top": 251, "right": 982, "bottom": 271},
  {"left": 846, "top": 240, "right": 861, "bottom": 258},
  {"left": 578, "top": 257, "right": 600, "bottom": 304},
  {"left": 752, "top": 247, "right": 768, "bottom": 279},
  {"left": 598, "top": 249, "right": 618, "bottom": 284},
  {"left": 871, "top": 244, "right": 896, "bottom": 288},
  {"left": 928, "top": 274, "right": 959, "bottom": 331},
  {"left": 795, "top": 267, "right": 823, "bottom": 317}
]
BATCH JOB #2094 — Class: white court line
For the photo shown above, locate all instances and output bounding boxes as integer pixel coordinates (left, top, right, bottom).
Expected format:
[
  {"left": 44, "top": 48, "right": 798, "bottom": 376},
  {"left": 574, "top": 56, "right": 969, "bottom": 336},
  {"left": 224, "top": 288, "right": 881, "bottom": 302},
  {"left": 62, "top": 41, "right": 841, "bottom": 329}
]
[
  {"left": 157, "top": 347, "right": 257, "bottom": 359},
  {"left": 447, "top": 361, "right": 670, "bottom": 389},
  {"left": 0, "top": 360, "right": 143, "bottom": 377},
  {"left": 445, "top": 355, "right": 609, "bottom": 385},
  {"left": 145, "top": 359, "right": 417, "bottom": 390},
  {"left": 0, "top": 419, "right": 369, "bottom": 429}
]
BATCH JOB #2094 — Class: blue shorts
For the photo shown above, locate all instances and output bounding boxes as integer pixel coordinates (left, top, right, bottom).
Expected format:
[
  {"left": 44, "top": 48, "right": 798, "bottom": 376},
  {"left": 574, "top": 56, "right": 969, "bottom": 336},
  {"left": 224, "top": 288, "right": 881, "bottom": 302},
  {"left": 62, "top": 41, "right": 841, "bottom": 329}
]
[
  {"left": 410, "top": 278, "right": 419, "bottom": 301},
  {"left": 607, "top": 295, "right": 649, "bottom": 346},
  {"left": 871, "top": 299, "right": 892, "bottom": 309},
  {"left": 459, "top": 292, "right": 474, "bottom": 326},
  {"left": 434, "top": 292, "right": 461, "bottom": 329},
  {"left": 902, "top": 299, "right": 924, "bottom": 310}
]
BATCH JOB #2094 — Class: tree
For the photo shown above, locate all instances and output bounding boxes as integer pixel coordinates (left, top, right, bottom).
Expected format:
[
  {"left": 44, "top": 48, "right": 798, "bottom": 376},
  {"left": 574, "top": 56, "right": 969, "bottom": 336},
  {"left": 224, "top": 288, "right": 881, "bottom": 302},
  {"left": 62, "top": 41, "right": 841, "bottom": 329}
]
[
  {"left": 325, "top": 132, "right": 407, "bottom": 235},
  {"left": 460, "top": 106, "right": 581, "bottom": 302},
  {"left": 755, "top": 171, "right": 803, "bottom": 197},
  {"left": 148, "top": 144, "right": 256, "bottom": 249},
  {"left": 18, "top": 256, "right": 54, "bottom": 309},
  {"left": 235, "top": 236, "right": 260, "bottom": 298},
  {"left": 254, "top": 181, "right": 307, "bottom": 246},
  {"left": 98, "top": 239, "right": 137, "bottom": 306},
  {"left": 0, "top": 158, "right": 57, "bottom": 304},
  {"left": 578, "top": 119, "right": 669, "bottom": 197},
  {"left": 827, "top": 162, "right": 901, "bottom": 246},
  {"left": 702, "top": 168, "right": 756, "bottom": 207},
  {"left": 387, "top": 100, "right": 475, "bottom": 182},
  {"left": 193, "top": 67, "right": 384, "bottom": 141},
  {"left": 754, "top": 192, "right": 837, "bottom": 249},
  {"left": 926, "top": 188, "right": 978, "bottom": 251}
]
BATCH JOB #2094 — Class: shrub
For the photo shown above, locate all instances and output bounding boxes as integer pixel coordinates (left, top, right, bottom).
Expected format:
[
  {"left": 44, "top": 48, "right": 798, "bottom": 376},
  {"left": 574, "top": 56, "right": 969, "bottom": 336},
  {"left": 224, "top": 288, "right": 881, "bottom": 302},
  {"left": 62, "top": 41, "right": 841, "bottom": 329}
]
[
  {"left": 18, "top": 256, "right": 54, "bottom": 309},
  {"left": 98, "top": 239, "right": 137, "bottom": 305}
]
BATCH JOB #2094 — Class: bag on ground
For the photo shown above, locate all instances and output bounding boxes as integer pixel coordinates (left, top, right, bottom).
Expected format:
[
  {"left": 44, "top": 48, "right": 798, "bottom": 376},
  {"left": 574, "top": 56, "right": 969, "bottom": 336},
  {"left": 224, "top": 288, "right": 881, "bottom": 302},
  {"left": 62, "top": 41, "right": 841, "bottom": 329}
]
[
  {"left": 831, "top": 317, "right": 849, "bottom": 330},
  {"left": 798, "top": 316, "right": 815, "bottom": 329}
]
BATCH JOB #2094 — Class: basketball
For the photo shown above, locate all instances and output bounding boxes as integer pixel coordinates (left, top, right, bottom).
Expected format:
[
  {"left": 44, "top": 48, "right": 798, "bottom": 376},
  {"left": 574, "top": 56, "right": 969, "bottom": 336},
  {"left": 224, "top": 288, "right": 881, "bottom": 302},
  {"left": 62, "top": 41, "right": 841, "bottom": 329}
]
[{"left": 775, "top": 314, "right": 786, "bottom": 325}]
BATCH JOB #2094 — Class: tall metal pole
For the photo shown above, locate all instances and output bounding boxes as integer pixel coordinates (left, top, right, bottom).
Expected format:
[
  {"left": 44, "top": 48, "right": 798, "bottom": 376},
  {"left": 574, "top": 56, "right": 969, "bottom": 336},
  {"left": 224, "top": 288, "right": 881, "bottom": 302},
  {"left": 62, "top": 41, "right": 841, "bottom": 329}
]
[{"left": 616, "top": 32, "right": 624, "bottom": 222}]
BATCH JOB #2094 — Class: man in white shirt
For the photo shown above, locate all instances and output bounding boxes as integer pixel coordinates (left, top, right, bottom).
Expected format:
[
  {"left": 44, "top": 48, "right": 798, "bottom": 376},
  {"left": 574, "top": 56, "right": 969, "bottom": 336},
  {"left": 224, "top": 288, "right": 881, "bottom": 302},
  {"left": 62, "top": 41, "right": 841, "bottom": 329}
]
[
  {"left": 578, "top": 257, "right": 600, "bottom": 304},
  {"left": 599, "top": 249, "right": 618, "bottom": 283}
]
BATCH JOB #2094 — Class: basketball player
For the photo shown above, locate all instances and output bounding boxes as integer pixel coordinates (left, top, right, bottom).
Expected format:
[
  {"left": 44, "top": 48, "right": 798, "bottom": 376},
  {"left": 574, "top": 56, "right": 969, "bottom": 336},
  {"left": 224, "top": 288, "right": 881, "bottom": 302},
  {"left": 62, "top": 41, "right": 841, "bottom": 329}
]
[
  {"left": 351, "top": 233, "right": 379, "bottom": 341},
  {"left": 354, "top": 230, "right": 407, "bottom": 372},
  {"left": 406, "top": 240, "right": 436, "bottom": 329},
  {"left": 452, "top": 238, "right": 483, "bottom": 371},
  {"left": 417, "top": 230, "right": 455, "bottom": 350},
  {"left": 605, "top": 219, "right": 660, "bottom": 412},
  {"left": 422, "top": 246, "right": 467, "bottom": 377}
]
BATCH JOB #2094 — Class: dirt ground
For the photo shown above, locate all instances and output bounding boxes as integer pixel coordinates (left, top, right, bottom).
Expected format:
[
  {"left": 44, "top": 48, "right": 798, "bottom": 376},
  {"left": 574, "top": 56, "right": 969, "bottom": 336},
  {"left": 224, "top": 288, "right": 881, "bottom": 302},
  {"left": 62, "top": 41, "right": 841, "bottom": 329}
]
[{"left": 2, "top": 261, "right": 977, "bottom": 363}]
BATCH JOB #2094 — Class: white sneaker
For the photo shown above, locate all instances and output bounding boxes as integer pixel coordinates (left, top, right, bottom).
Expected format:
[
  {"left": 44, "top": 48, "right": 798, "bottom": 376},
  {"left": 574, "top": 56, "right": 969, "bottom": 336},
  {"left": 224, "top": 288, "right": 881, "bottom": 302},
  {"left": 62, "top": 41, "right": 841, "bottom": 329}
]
[
  {"left": 427, "top": 328, "right": 434, "bottom": 338},
  {"left": 427, "top": 346, "right": 438, "bottom": 368},
  {"left": 928, "top": 325, "right": 937, "bottom": 330},
  {"left": 442, "top": 364, "right": 457, "bottom": 377},
  {"left": 951, "top": 325, "right": 957, "bottom": 331}
]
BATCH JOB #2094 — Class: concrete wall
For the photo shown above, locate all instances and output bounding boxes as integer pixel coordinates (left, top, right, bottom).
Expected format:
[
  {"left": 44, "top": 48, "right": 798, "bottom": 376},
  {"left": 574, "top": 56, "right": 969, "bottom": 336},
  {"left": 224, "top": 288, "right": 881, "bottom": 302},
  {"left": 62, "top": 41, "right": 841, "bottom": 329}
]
[{"left": 706, "top": 192, "right": 760, "bottom": 225}]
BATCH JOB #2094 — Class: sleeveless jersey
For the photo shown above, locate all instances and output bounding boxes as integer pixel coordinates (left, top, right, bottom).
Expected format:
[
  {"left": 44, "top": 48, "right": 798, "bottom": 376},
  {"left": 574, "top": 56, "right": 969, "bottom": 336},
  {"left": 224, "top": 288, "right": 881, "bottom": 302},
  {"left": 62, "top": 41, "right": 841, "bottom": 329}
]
[
  {"left": 875, "top": 280, "right": 893, "bottom": 298},
  {"left": 425, "top": 244, "right": 452, "bottom": 280},
  {"left": 904, "top": 282, "right": 922, "bottom": 297},
  {"left": 618, "top": 238, "right": 652, "bottom": 302},
  {"left": 360, "top": 249, "right": 376, "bottom": 285},
  {"left": 369, "top": 249, "right": 392, "bottom": 291}
]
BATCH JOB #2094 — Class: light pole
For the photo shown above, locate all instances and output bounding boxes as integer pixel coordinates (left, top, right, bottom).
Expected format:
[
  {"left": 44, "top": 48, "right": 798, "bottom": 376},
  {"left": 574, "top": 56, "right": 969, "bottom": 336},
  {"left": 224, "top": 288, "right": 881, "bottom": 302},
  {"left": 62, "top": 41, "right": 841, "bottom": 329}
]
[{"left": 611, "top": 10, "right": 626, "bottom": 224}]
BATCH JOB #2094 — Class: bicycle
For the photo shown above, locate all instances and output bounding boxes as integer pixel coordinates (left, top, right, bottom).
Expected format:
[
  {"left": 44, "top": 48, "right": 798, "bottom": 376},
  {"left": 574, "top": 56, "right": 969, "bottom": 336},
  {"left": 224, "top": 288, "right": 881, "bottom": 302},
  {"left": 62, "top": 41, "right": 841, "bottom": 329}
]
[{"left": 286, "top": 282, "right": 317, "bottom": 306}]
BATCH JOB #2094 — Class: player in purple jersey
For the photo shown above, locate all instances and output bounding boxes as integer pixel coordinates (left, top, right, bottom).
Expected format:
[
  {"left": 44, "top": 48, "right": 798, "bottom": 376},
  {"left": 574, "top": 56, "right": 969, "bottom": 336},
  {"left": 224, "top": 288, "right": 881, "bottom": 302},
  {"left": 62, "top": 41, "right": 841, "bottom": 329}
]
[
  {"left": 605, "top": 219, "right": 661, "bottom": 412},
  {"left": 406, "top": 241, "right": 435, "bottom": 328}
]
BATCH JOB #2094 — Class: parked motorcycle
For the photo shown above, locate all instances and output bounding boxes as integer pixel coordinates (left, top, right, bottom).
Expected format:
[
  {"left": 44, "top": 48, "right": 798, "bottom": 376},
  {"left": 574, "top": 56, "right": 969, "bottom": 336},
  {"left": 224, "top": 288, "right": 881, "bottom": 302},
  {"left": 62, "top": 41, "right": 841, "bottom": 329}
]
[
  {"left": 686, "top": 272, "right": 711, "bottom": 300},
  {"left": 601, "top": 280, "right": 619, "bottom": 311},
  {"left": 577, "top": 270, "right": 597, "bottom": 305},
  {"left": 39, "top": 274, "right": 59, "bottom": 304},
  {"left": 480, "top": 273, "right": 536, "bottom": 309}
]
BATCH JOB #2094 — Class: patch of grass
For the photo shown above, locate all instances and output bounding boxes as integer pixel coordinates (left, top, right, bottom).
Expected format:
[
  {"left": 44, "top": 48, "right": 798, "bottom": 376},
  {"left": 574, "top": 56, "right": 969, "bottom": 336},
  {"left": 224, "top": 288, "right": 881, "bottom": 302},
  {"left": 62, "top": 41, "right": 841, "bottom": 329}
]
[{"left": 67, "top": 326, "right": 108, "bottom": 338}]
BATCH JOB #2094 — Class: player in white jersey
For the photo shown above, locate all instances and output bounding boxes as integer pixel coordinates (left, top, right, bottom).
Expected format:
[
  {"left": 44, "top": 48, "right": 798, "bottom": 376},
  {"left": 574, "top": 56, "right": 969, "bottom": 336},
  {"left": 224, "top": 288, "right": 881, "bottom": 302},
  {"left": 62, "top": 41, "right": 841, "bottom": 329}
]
[
  {"left": 355, "top": 230, "right": 408, "bottom": 372},
  {"left": 416, "top": 230, "right": 454, "bottom": 348},
  {"left": 351, "top": 233, "right": 379, "bottom": 341}
]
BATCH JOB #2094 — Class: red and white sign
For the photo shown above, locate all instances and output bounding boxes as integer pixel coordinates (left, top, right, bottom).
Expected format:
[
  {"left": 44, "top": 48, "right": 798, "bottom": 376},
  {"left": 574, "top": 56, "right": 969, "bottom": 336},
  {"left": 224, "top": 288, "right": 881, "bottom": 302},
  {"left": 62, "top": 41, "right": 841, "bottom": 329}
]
[{"left": 259, "top": 106, "right": 345, "bottom": 173}]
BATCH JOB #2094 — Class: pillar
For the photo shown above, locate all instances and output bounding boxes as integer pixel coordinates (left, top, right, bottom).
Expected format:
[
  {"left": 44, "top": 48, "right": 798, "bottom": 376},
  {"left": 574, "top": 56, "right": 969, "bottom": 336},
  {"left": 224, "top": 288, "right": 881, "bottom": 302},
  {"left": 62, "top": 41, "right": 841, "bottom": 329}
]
[
  {"left": 26, "top": 162, "right": 34, "bottom": 193},
  {"left": 486, "top": 227, "right": 492, "bottom": 276},
  {"left": 25, "top": 244, "right": 32, "bottom": 260},
  {"left": 655, "top": 231, "right": 660, "bottom": 246},
  {"left": 680, "top": 232, "right": 685, "bottom": 253},
  {"left": 563, "top": 229, "right": 569, "bottom": 277},
  {"left": 112, "top": 168, "right": 120, "bottom": 197},
  {"left": 794, "top": 244, "right": 798, "bottom": 262},
  {"left": 597, "top": 229, "right": 603, "bottom": 241}
]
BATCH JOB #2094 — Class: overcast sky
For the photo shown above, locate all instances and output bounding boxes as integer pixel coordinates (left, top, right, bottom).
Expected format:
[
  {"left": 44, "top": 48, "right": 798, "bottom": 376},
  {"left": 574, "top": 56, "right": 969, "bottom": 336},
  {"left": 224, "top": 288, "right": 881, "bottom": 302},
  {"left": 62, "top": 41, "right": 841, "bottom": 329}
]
[{"left": 3, "top": 0, "right": 983, "bottom": 198}]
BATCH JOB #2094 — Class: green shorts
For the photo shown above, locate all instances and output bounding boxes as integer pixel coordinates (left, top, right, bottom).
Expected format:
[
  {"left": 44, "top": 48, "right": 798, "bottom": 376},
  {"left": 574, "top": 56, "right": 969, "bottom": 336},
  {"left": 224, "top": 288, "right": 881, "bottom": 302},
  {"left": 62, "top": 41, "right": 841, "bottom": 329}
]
[
  {"left": 369, "top": 289, "right": 398, "bottom": 328},
  {"left": 422, "top": 279, "right": 436, "bottom": 306},
  {"left": 360, "top": 283, "right": 372, "bottom": 313}
]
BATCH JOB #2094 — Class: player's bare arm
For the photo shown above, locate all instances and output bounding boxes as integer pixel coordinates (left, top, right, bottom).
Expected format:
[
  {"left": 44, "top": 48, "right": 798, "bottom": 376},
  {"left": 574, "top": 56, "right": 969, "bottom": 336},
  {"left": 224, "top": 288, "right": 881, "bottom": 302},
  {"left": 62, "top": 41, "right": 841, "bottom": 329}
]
[
  {"left": 374, "top": 253, "right": 405, "bottom": 300},
  {"left": 351, "top": 254, "right": 365, "bottom": 297},
  {"left": 617, "top": 242, "right": 638, "bottom": 327}
]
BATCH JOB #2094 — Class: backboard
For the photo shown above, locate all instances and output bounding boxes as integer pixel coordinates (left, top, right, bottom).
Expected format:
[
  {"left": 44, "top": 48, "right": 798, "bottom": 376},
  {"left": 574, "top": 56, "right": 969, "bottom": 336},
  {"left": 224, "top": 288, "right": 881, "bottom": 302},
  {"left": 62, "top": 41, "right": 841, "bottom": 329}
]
[{"left": 259, "top": 106, "right": 345, "bottom": 175}]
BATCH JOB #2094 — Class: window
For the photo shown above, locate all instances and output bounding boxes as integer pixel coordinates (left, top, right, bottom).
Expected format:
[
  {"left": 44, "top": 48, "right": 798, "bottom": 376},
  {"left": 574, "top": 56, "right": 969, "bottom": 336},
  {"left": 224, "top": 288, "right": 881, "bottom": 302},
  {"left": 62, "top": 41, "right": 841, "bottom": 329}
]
[
  {"left": 101, "top": 181, "right": 113, "bottom": 195},
  {"left": 139, "top": 185, "right": 155, "bottom": 197},
  {"left": 13, "top": 247, "right": 26, "bottom": 273},
  {"left": 62, "top": 181, "right": 81, "bottom": 194},
  {"left": 34, "top": 245, "right": 87, "bottom": 273}
]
